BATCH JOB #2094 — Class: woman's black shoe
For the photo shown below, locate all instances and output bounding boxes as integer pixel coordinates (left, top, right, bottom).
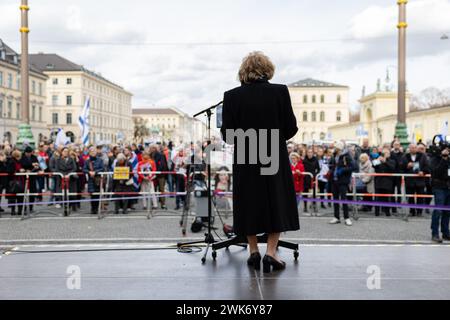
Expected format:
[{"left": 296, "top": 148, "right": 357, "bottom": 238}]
[
  {"left": 247, "top": 252, "right": 261, "bottom": 270},
  {"left": 262, "top": 255, "right": 286, "bottom": 273}
]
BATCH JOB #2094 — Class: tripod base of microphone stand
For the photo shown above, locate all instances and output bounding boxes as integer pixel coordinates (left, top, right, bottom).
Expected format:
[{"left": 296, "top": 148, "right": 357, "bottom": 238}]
[{"left": 177, "top": 232, "right": 217, "bottom": 264}]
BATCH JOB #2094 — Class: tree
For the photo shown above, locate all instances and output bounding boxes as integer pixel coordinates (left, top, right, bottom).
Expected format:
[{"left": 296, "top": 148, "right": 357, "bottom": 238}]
[{"left": 133, "top": 117, "right": 150, "bottom": 143}]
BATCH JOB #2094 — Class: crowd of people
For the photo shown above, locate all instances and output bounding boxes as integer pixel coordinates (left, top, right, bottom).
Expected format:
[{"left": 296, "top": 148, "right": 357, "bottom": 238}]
[
  {"left": 287, "top": 137, "right": 450, "bottom": 242},
  {"left": 0, "top": 140, "right": 207, "bottom": 216}
]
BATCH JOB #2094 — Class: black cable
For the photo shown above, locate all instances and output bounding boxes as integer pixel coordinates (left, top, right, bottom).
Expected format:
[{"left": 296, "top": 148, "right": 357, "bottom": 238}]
[{"left": 2, "top": 245, "right": 204, "bottom": 255}]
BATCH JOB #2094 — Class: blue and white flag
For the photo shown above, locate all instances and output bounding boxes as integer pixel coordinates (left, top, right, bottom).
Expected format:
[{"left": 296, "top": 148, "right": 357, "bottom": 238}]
[
  {"left": 55, "top": 128, "right": 70, "bottom": 148},
  {"left": 78, "top": 96, "right": 90, "bottom": 145}
]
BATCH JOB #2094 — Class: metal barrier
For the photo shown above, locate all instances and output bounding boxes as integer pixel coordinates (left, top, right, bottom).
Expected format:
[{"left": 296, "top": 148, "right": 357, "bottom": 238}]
[
  {"left": 0, "top": 172, "right": 65, "bottom": 220},
  {"left": 351, "top": 172, "right": 432, "bottom": 221},
  {"left": 65, "top": 171, "right": 188, "bottom": 220}
]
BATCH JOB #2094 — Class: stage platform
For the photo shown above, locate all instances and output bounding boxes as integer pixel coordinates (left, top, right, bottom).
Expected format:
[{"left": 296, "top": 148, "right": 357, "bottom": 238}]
[{"left": 1, "top": 243, "right": 449, "bottom": 300}]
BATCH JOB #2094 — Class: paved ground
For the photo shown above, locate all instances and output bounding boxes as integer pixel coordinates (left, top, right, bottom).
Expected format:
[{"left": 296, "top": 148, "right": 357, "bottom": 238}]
[
  {"left": 1, "top": 244, "right": 449, "bottom": 300},
  {"left": 0, "top": 197, "right": 438, "bottom": 245}
]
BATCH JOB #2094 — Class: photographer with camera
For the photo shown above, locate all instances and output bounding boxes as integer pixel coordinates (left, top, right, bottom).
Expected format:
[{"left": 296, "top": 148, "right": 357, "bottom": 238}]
[
  {"left": 400, "top": 144, "right": 430, "bottom": 217},
  {"left": 430, "top": 147, "right": 450, "bottom": 243},
  {"left": 372, "top": 148, "right": 396, "bottom": 217}
]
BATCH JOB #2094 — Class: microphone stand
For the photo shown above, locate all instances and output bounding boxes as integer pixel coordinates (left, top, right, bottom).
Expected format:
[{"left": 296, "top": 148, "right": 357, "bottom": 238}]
[{"left": 177, "top": 101, "right": 222, "bottom": 264}]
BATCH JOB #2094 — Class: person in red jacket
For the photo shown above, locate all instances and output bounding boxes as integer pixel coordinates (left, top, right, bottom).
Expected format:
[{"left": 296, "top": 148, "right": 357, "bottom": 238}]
[
  {"left": 137, "top": 151, "right": 158, "bottom": 210},
  {"left": 290, "top": 152, "right": 305, "bottom": 206}
]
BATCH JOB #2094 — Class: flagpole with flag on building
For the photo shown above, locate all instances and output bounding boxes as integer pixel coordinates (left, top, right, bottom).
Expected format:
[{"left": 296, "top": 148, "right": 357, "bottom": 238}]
[{"left": 79, "top": 96, "right": 91, "bottom": 145}]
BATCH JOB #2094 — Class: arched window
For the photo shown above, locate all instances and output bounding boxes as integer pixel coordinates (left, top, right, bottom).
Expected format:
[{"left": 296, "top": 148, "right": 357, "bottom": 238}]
[
  {"left": 302, "top": 132, "right": 308, "bottom": 142},
  {"left": 312, "top": 111, "right": 317, "bottom": 122},
  {"left": 320, "top": 111, "right": 325, "bottom": 122},
  {"left": 302, "top": 111, "right": 308, "bottom": 122},
  {"left": 303, "top": 95, "right": 308, "bottom": 104},
  {"left": 312, "top": 95, "right": 317, "bottom": 104},
  {"left": 320, "top": 132, "right": 326, "bottom": 140},
  {"left": 320, "top": 95, "right": 325, "bottom": 103},
  {"left": 337, "top": 94, "right": 342, "bottom": 104},
  {"left": 336, "top": 111, "right": 342, "bottom": 122}
]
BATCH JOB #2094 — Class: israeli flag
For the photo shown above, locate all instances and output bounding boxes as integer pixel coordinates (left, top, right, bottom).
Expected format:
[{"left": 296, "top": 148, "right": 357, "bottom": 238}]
[
  {"left": 78, "top": 96, "right": 91, "bottom": 145},
  {"left": 55, "top": 128, "right": 70, "bottom": 147}
]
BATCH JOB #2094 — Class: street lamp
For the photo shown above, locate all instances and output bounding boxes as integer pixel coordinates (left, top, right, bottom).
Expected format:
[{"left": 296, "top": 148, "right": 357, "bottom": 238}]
[
  {"left": 394, "top": 0, "right": 409, "bottom": 149},
  {"left": 16, "top": 0, "right": 34, "bottom": 150}
]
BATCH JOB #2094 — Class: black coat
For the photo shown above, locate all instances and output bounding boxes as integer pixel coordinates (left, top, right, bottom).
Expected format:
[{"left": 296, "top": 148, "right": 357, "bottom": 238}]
[
  {"left": 303, "top": 156, "right": 320, "bottom": 190},
  {"left": 221, "top": 79, "right": 299, "bottom": 236},
  {"left": 400, "top": 153, "right": 430, "bottom": 188},
  {"left": 328, "top": 152, "right": 354, "bottom": 186},
  {"left": 374, "top": 158, "right": 396, "bottom": 190}
]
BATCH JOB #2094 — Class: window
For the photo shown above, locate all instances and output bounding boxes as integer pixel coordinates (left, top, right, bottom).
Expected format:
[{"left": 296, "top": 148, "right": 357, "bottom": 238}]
[
  {"left": 336, "top": 111, "right": 342, "bottom": 122},
  {"left": 7, "top": 101, "right": 12, "bottom": 118},
  {"left": 38, "top": 83, "right": 43, "bottom": 96},
  {"left": 39, "top": 106, "right": 42, "bottom": 121},
  {"left": 7, "top": 73, "right": 13, "bottom": 89},
  {"left": 320, "top": 111, "right": 325, "bottom": 122},
  {"left": 302, "top": 111, "right": 308, "bottom": 122},
  {"left": 66, "top": 113, "right": 72, "bottom": 124},
  {"left": 52, "top": 113, "right": 58, "bottom": 125},
  {"left": 16, "top": 103, "right": 20, "bottom": 119},
  {"left": 312, "top": 111, "right": 317, "bottom": 122},
  {"left": 16, "top": 76, "right": 20, "bottom": 90},
  {"left": 66, "top": 95, "right": 72, "bottom": 106},
  {"left": 52, "top": 78, "right": 58, "bottom": 85},
  {"left": 67, "top": 78, "right": 72, "bottom": 85},
  {"left": 52, "top": 95, "right": 59, "bottom": 106},
  {"left": 337, "top": 94, "right": 342, "bottom": 104},
  {"left": 31, "top": 105, "right": 36, "bottom": 121},
  {"left": 0, "top": 99, "right": 3, "bottom": 117},
  {"left": 32, "top": 81, "right": 36, "bottom": 94},
  {"left": 303, "top": 95, "right": 308, "bottom": 104},
  {"left": 312, "top": 95, "right": 317, "bottom": 104},
  {"left": 320, "top": 95, "right": 325, "bottom": 103},
  {"left": 0, "top": 71, "right": 3, "bottom": 86},
  {"left": 320, "top": 132, "right": 326, "bottom": 140}
]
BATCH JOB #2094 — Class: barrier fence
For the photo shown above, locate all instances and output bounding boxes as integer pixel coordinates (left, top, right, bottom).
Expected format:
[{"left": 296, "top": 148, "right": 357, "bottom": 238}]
[{"left": 0, "top": 170, "right": 444, "bottom": 223}]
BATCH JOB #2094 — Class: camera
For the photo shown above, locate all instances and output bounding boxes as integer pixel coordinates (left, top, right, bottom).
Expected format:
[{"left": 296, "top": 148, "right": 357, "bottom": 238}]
[{"left": 428, "top": 135, "right": 450, "bottom": 157}]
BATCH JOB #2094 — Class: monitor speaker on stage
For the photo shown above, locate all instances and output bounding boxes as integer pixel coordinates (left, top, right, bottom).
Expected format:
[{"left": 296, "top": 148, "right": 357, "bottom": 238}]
[{"left": 216, "top": 103, "right": 223, "bottom": 128}]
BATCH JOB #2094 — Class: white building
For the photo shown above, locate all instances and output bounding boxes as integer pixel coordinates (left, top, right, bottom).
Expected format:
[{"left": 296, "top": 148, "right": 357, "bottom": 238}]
[
  {"left": 132, "top": 107, "right": 207, "bottom": 144},
  {"left": 0, "top": 40, "right": 48, "bottom": 144},
  {"left": 29, "top": 53, "right": 133, "bottom": 144},
  {"left": 287, "top": 78, "right": 350, "bottom": 143}
]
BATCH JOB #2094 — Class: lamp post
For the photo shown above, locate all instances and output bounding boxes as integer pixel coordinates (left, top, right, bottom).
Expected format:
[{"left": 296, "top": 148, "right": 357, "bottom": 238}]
[
  {"left": 395, "top": 0, "right": 409, "bottom": 149},
  {"left": 16, "top": 0, "right": 34, "bottom": 150}
]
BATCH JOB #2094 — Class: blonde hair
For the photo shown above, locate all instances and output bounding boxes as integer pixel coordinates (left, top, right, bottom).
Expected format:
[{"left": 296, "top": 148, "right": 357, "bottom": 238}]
[
  {"left": 238, "top": 51, "right": 275, "bottom": 84},
  {"left": 359, "top": 153, "right": 369, "bottom": 163}
]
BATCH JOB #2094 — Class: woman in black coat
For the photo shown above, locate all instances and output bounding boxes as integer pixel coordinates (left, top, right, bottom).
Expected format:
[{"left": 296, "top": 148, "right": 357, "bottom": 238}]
[
  {"left": 302, "top": 149, "right": 320, "bottom": 212},
  {"left": 221, "top": 51, "right": 299, "bottom": 272},
  {"left": 373, "top": 148, "right": 396, "bottom": 217}
]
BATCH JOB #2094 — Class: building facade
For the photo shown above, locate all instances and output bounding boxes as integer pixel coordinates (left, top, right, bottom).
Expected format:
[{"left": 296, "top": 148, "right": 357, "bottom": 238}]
[
  {"left": 287, "top": 78, "right": 350, "bottom": 143},
  {"left": 29, "top": 53, "right": 133, "bottom": 144},
  {"left": 0, "top": 40, "right": 48, "bottom": 144},
  {"left": 132, "top": 107, "right": 207, "bottom": 144},
  {"left": 328, "top": 83, "right": 449, "bottom": 146}
]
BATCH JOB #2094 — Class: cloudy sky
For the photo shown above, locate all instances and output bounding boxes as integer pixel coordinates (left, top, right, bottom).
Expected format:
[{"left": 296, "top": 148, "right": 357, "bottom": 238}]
[{"left": 1, "top": 0, "right": 450, "bottom": 115}]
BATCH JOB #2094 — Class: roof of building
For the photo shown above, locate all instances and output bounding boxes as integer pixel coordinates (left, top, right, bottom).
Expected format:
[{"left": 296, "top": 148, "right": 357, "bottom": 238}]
[
  {"left": 0, "top": 39, "right": 46, "bottom": 76},
  {"left": 29, "top": 53, "right": 126, "bottom": 91},
  {"left": 132, "top": 108, "right": 182, "bottom": 116},
  {"left": 29, "top": 53, "right": 83, "bottom": 72},
  {"left": 288, "top": 78, "right": 348, "bottom": 88}
]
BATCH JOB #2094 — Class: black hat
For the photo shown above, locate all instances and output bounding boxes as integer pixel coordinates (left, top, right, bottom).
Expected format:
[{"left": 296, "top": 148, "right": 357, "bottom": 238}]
[{"left": 24, "top": 146, "right": 33, "bottom": 153}]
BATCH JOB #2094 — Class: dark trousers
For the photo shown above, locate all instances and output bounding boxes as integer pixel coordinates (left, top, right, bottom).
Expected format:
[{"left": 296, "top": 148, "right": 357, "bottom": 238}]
[
  {"left": 90, "top": 194, "right": 99, "bottom": 214},
  {"left": 331, "top": 182, "right": 349, "bottom": 220},
  {"left": 156, "top": 176, "right": 166, "bottom": 206},
  {"left": 375, "top": 187, "right": 392, "bottom": 216},
  {"left": 406, "top": 185, "right": 425, "bottom": 216},
  {"left": 175, "top": 175, "right": 185, "bottom": 208},
  {"left": 9, "top": 196, "right": 24, "bottom": 215},
  {"left": 431, "top": 188, "right": 450, "bottom": 237}
]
